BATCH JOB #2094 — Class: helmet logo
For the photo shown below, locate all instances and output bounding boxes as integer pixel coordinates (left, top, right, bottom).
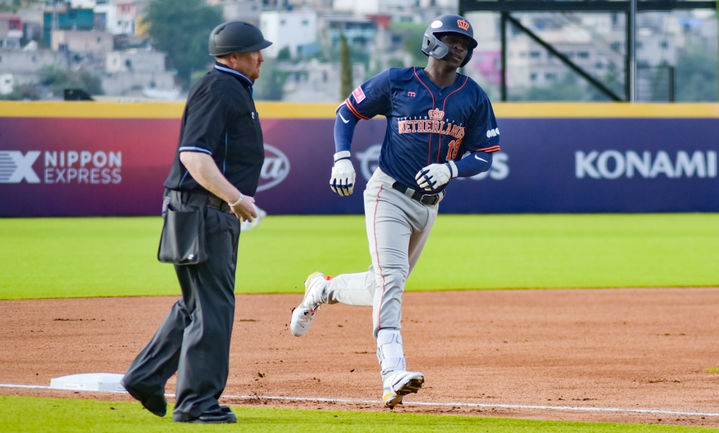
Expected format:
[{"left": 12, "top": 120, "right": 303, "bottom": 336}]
[
  {"left": 457, "top": 19, "right": 470, "bottom": 31},
  {"left": 428, "top": 108, "right": 445, "bottom": 121}
]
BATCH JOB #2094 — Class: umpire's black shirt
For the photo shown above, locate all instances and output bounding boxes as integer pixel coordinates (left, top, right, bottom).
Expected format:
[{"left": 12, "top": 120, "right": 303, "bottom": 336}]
[{"left": 164, "top": 62, "right": 265, "bottom": 196}]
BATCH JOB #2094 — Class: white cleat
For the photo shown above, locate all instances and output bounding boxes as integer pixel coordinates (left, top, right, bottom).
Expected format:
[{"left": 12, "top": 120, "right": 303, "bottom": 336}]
[
  {"left": 290, "top": 272, "right": 328, "bottom": 337},
  {"left": 382, "top": 370, "right": 424, "bottom": 409}
]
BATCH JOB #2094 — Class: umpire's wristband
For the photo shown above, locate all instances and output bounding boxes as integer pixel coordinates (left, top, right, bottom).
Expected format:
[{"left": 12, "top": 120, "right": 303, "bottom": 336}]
[{"left": 228, "top": 193, "right": 244, "bottom": 207}]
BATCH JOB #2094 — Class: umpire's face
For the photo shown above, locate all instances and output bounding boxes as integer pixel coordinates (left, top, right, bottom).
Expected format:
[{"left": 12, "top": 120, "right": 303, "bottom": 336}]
[{"left": 226, "top": 50, "right": 265, "bottom": 81}]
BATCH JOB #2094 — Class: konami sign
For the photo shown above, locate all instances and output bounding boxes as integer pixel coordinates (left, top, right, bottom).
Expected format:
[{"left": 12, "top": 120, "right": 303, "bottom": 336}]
[{"left": 575, "top": 150, "right": 717, "bottom": 180}]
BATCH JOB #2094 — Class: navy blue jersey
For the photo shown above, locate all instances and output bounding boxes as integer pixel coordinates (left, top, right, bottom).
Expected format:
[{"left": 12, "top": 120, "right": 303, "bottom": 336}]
[{"left": 344, "top": 67, "right": 500, "bottom": 190}]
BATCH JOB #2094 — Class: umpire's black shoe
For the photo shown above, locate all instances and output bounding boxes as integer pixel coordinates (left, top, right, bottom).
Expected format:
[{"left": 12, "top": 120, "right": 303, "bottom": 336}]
[
  {"left": 121, "top": 379, "right": 167, "bottom": 417},
  {"left": 173, "top": 408, "right": 237, "bottom": 424}
]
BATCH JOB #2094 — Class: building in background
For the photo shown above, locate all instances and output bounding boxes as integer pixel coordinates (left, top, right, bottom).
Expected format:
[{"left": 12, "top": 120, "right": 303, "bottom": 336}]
[
  {"left": 0, "top": 0, "right": 180, "bottom": 99},
  {"left": 42, "top": 6, "right": 95, "bottom": 46},
  {"left": 0, "top": 1, "right": 716, "bottom": 101},
  {"left": 0, "top": 72, "right": 12, "bottom": 94},
  {"left": 0, "top": 13, "right": 22, "bottom": 48},
  {"left": 103, "top": 48, "right": 177, "bottom": 98},
  {"left": 321, "top": 15, "right": 376, "bottom": 51},
  {"left": 207, "top": 0, "right": 262, "bottom": 23},
  {"left": 260, "top": 9, "right": 318, "bottom": 58},
  {"left": 51, "top": 29, "right": 113, "bottom": 54},
  {"left": 463, "top": 10, "right": 716, "bottom": 101},
  {"left": 95, "top": 0, "right": 139, "bottom": 35},
  {"left": 0, "top": 47, "right": 69, "bottom": 88},
  {"left": 332, "top": 0, "right": 456, "bottom": 18}
]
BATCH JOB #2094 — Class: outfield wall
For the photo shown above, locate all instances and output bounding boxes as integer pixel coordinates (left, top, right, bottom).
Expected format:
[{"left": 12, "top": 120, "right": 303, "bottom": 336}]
[{"left": 1, "top": 101, "right": 718, "bottom": 217}]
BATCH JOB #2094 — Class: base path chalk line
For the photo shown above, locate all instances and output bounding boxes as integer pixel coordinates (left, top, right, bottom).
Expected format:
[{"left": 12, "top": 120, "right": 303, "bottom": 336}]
[{"left": 2, "top": 382, "right": 718, "bottom": 418}]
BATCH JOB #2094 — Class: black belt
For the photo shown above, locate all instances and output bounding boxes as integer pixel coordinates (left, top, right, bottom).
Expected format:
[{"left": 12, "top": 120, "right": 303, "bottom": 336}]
[
  {"left": 168, "top": 190, "right": 232, "bottom": 213},
  {"left": 391, "top": 182, "right": 443, "bottom": 206}
]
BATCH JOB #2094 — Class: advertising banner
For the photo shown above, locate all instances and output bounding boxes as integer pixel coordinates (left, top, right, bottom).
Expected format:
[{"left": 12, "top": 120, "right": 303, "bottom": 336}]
[
  {"left": 0, "top": 117, "right": 177, "bottom": 216},
  {"left": 0, "top": 103, "right": 717, "bottom": 216}
]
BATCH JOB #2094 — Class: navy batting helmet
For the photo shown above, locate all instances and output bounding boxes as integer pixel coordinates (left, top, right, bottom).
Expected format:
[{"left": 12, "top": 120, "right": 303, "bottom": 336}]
[
  {"left": 421, "top": 14, "right": 477, "bottom": 67},
  {"left": 209, "top": 21, "right": 272, "bottom": 57}
]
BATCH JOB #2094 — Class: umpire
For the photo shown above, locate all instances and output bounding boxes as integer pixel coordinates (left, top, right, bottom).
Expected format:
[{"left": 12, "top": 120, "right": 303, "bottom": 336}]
[{"left": 121, "top": 21, "right": 271, "bottom": 424}]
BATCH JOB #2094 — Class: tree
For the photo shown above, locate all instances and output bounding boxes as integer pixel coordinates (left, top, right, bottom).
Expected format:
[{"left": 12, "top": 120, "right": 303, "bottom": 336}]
[
  {"left": 143, "top": 0, "right": 223, "bottom": 90},
  {"left": 1, "top": 65, "right": 103, "bottom": 100},
  {"left": 389, "top": 22, "right": 427, "bottom": 67},
  {"left": 644, "top": 64, "right": 675, "bottom": 102},
  {"left": 38, "top": 65, "right": 103, "bottom": 97},
  {"left": 276, "top": 46, "right": 291, "bottom": 61},
  {"left": 510, "top": 69, "right": 627, "bottom": 102},
  {"left": 0, "top": 82, "right": 40, "bottom": 101},
  {"left": 0, "top": 0, "right": 34, "bottom": 13},
  {"left": 253, "top": 57, "right": 286, "bottom": 101},
  {"left": 675, "top": 37, "right": 718, "bottom": 102},
  {"left": 586, "top": 71, "right": 624, "bottom": 101},
  {"left": 339, "top": 30, "right": 353, "bottom": 100}
]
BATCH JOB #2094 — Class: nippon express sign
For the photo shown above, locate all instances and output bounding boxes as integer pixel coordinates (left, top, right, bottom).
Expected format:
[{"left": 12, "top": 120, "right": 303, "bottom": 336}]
[
  {"left": 0, "top": 145, "right": 290, "bottom": 189},
  {"left": 0, "top": 150, "right": 122, "bottom": 184}
]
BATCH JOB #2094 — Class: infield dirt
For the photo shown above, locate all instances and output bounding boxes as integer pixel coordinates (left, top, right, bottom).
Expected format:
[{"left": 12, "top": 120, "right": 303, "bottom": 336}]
[{"left": 1, "top": 288, "right": 718, "bottom": 427}]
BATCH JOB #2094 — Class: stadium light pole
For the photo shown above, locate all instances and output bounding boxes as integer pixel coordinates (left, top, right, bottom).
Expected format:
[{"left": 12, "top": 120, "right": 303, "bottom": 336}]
[{"left": 629, "top": 0, "right": 637, "bottom": 102}]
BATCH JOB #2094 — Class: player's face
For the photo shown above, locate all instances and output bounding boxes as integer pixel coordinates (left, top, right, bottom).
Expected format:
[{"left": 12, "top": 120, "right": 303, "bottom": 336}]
[
  {"left": 439, "top": 34, "right": 470, "bottom": 68},
  {"left": 228, "top": 50, "right": 265, "bottom": 81}
]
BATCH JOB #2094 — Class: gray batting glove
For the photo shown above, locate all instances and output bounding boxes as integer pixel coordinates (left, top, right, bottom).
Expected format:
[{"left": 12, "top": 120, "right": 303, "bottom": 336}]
[
  {"left": 415, "top": 160, "right": 458, "bottom": 192},
  {"left": 329, "top": 151, "right": 356, "bottom": 196}
]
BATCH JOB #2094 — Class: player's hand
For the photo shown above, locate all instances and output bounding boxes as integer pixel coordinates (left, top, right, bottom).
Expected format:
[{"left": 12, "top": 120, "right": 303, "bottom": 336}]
[
  {"left": 415, "top": 161, "right": 458, "bottom": 192},
  {"left": 329, "top": 151, "right": 356, "bottom": 196}
]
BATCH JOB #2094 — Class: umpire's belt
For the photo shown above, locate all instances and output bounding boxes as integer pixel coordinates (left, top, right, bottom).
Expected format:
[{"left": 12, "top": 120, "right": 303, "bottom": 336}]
[
  {"left": 170, "top": 190, "right": 232, "bottom": 213},
  {"left": 206, "top": 194, "right": 232, "bottom": 213},
  {"left": 391, "top": 182, "right": 444, "bottom": 206}
]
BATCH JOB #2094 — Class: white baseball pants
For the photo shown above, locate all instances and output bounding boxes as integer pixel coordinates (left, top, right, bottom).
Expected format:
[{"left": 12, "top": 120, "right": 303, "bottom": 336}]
[{"left": 325, "top": 167, "right": 439, "bottom": 337}]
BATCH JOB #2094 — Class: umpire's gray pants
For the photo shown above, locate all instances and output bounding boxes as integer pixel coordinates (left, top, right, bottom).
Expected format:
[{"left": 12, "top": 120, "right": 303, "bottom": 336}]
[{"left": 123, "top": 191, "right": 241, "bottom": 418}]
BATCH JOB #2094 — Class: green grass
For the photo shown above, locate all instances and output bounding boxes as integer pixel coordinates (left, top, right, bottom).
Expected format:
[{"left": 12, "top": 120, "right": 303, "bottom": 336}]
[
  {"left": 0, "top": 213, "right": 717, "bottom": 299},
  {"left": 0, "top": 396, "right": 716, "bottom": 433},
  {"left": 1, "top": 214, "right": 718, "bottom": 431}
]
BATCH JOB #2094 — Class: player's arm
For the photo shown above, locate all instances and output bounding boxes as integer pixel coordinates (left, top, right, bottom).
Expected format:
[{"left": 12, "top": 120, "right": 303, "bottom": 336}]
[
  {"left": 453, "top": 149, "right": 494, "bottom": 177},
  {"left": 334, "top": 103, "right": 359, "bottom": 153},
  {"left": 415, "top": 148, "right": 497, "bottom": 192},
  {"left": 329, "top": 103, "right": 360, "bottom": 196},
  {"left": 329, "top": 70, "right": 391, "bottom": 196}
]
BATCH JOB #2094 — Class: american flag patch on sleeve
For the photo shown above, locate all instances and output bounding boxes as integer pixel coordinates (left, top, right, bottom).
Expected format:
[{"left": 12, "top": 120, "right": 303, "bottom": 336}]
[{"left": 352, "top": 86, "right": 366, "bottom": 103}]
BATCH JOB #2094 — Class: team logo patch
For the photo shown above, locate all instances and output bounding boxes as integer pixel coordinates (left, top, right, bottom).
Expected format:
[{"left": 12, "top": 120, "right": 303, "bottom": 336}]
[
  {"left": 407, "top": 91, "right": 416, "bottom": 97},
  {"left": 352, "top": 86, "right": 366, "bottom": 103},
  {"left": 428, "top": 108, "right": 445, "bottom": 121},
  {"left": 457, "top": 19, "right": 470, "bottom": 31}
]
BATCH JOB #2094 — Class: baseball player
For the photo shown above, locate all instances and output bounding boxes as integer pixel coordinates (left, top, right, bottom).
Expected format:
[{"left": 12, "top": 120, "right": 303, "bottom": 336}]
[{"left": 290, "top": 14, "right": 501, "bottom": 408}]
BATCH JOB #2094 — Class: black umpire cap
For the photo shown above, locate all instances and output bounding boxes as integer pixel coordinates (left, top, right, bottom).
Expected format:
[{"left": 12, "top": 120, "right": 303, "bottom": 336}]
[{"left": 209, "top": 21, "right": 272, "bottom": 57}]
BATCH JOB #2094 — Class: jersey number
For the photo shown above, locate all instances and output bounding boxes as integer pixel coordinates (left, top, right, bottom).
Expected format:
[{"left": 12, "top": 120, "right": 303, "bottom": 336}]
[{"left": 446, "top": 139, "right": 462, "bottom": 160}]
